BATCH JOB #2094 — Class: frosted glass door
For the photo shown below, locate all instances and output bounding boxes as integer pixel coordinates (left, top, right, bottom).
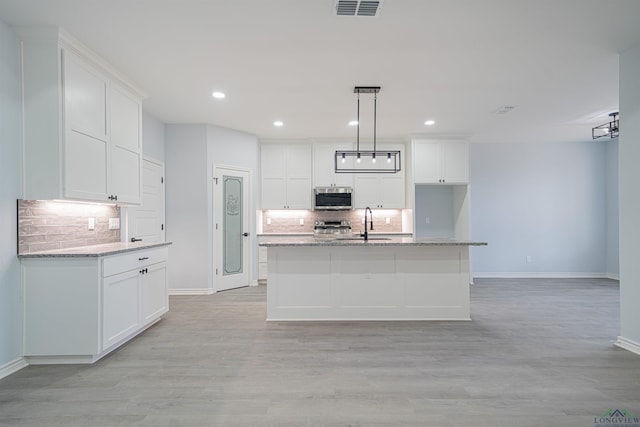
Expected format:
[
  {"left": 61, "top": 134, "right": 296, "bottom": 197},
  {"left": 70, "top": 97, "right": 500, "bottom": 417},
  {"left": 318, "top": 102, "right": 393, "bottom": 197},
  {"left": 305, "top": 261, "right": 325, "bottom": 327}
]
[
  {"left": 216, "top": 167, "right": 250, "bottom": 292},
  {"left": 223, "top": 175, "right": 243, "bottom": 275}
]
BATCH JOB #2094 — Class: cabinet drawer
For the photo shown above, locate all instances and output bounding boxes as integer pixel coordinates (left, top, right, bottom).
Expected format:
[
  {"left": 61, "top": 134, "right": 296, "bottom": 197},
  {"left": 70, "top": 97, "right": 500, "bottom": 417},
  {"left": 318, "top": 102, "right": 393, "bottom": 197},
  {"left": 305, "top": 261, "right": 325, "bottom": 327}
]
[{"left": 103, "top": 247, "right": 168, "bottom": 277}]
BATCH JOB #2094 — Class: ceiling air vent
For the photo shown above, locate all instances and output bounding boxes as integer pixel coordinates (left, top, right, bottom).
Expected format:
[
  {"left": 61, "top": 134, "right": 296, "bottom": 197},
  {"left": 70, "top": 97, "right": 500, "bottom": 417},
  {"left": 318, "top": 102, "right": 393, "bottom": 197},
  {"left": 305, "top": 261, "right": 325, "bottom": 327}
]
[{"left": 335, "top": 0, "right": 382, "bottom": 17}]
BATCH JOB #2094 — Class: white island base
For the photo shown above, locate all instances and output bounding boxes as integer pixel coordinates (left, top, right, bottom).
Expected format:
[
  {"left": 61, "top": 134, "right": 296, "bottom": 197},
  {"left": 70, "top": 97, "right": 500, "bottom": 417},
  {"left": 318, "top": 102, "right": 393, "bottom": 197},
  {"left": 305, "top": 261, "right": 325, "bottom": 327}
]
[{"left": 266, "top": 244, "right": 472, "bottom": 321}]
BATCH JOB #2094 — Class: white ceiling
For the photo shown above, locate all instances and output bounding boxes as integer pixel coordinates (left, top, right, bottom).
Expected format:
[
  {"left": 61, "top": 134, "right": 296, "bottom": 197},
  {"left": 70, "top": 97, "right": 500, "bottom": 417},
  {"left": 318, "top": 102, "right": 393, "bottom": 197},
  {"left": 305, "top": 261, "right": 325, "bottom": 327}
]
[{"left": 1, "top": 0, "right": 640, "bottom": 144}]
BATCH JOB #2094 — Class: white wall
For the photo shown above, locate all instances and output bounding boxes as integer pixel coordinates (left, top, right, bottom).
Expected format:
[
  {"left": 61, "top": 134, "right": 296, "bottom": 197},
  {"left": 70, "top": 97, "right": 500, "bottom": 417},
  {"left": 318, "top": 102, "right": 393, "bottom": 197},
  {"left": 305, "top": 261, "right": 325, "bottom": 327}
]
[
  {"left": 0, "top": 19, "right": 24, "bottom": 374},
  {"left": 165, "top": 124, "right": 259, "bottom": 293},
  {"left": 605, "top": 140, "right": 619, "bottom": 277},
  {"left": 165, "top": 125, "right": 210, "bottom": 292},
  {"left": 414, "top": 185, "right": 454, "bottom": 238},
  {"left": 142, "top": 110, "right": 165, "bottom": 161},
  {"left": 618, "top": 41, "right": 640, "bottom": 350},
  {"left": 469, "top": 141, "right": 610, "bottom": 277}
]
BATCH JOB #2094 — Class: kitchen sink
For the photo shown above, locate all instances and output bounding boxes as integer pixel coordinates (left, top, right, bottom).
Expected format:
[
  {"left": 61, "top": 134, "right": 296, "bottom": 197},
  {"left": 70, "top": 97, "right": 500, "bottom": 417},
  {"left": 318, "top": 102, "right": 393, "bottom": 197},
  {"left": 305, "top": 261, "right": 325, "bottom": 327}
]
[{"left": 336, "top": 237, "right": 392, "bottom": 241}]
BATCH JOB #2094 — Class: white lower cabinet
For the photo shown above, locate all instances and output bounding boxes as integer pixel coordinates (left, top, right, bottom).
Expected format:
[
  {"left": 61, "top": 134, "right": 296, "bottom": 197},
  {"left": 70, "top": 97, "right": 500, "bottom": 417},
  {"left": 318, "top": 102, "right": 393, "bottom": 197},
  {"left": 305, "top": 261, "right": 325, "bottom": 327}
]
[
  {"left": 258, "top": 245, "right": 268, "bottom": 284},
  {"left": 141, "top": 262, "right": 169, "bottom": 323},
  {"left": 102, "top": 269, "right": 141, "bottom": 350},
  {"left": 22, "top": 246, "right": 168, "bottom": 364}
]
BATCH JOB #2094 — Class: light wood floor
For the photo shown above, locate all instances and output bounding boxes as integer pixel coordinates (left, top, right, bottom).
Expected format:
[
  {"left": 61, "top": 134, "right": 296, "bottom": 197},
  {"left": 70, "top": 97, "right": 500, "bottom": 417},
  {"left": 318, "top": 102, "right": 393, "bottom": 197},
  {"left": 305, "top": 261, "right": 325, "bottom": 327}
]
[{"left": 1, "top": 278, "right": 639, "bottom": 426}]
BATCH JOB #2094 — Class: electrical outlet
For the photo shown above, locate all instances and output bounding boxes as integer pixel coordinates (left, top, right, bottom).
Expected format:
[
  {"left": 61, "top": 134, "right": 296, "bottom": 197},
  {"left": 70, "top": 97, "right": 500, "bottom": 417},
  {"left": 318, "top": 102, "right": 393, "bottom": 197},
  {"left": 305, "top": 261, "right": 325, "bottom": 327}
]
[
  {"left": 425, "top": 217, "right": 430, "bottom": 224},
  {"left": 386, "top": 217, "right": 391, "bottom": 224},
  {"left": 299, "top": 218, "right": 304, "bottom": 226},
  {"left": 526, "top": 255, "right": 533, "bottom": 263},
  {"left": 88, "top": 217, "right": 95, "bottom": 230},
  {"left": 266, "top": 218, "right": 272, "bottom": 225},
  {"left": 109, "top": 218, "right": 120, "bottom": 230}
]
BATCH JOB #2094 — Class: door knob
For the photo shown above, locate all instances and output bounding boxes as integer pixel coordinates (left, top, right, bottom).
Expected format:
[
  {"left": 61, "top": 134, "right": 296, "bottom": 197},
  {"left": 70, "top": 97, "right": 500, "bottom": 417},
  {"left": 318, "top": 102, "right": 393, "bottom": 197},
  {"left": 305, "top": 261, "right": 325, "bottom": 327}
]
[{"left": 242, "top": 232, "right": 250, "bottom": 237}]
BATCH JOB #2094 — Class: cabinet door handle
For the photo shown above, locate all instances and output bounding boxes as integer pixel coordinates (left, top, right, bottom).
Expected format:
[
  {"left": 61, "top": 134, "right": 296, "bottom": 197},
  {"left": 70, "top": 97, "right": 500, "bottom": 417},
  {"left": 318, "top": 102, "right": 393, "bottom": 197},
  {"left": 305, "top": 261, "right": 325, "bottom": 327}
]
[{"left": 138, "top": 256, "right": 149, "bottom": 261}]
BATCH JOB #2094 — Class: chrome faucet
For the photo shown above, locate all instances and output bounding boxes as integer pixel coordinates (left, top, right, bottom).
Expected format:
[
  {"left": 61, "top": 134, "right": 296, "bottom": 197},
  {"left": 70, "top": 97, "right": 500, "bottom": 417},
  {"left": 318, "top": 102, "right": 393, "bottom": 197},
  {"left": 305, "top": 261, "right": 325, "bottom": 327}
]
[{"left": 361, "top": 206, "right": 374, "bottom": 241}]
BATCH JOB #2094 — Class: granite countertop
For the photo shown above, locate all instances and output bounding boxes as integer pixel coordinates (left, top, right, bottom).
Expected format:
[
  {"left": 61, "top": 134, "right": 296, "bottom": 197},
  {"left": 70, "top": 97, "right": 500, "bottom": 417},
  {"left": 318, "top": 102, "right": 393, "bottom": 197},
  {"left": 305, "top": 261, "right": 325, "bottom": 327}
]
[
  {"left": 257, "top": 232, "right": 414, "bottom": 237},
  {"left": 259, "top": 236, "right": 487, "bottom": 247},
  {"left": 18, "top": 241, "right": 172, "bottom": 258}
]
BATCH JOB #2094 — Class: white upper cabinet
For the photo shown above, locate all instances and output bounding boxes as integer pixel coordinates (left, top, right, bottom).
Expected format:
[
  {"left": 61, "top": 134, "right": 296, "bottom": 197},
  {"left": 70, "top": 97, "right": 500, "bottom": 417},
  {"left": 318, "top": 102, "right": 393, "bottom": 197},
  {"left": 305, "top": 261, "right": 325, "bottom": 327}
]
[
  {"left": 19, "top": 27, "right": 144, "bottom": 205},
  {"left": 354, "top": 175, "right": 405, "bottom": 209},
  {"left": 261, "top": 143, "right": 312, "bottom": 209},
  {"left": 64, "top": 51, "right": 108, "bottom": 141},
  {"left": 353, "top": 143, "right": 405, "bottom": 209},
  {"left": 412, "top": 139, "right": 469, "bottom": 184},
  {"left": 63, "top": 50, "right": 109, "bottom": 201},
  {"left": 313, "top": 142, "right": 354, "bottom": 188},
  {"left": 109, "top": 83, "right": 142, "bottom": 205}
]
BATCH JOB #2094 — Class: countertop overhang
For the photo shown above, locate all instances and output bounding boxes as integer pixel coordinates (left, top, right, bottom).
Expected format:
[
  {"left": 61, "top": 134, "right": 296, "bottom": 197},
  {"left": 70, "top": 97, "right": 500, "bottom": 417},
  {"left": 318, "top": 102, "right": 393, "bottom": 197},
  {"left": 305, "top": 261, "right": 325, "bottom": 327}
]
[
  {"left": 259, "top": 236, "right": 487, "bottom": 247},
  {"left": 18, "top": 241, "right": 172, "bottom": 258}
]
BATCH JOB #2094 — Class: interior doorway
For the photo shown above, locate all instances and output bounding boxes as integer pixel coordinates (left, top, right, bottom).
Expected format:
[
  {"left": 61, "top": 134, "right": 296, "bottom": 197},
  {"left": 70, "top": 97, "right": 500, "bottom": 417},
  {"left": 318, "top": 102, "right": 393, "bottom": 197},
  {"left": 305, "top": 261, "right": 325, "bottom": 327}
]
[
  {"left": 127, "top": 157, "right": 165, "bottom": 243},
  {"left": 214, "top": 166, "right": 251, "bottom": 291}
]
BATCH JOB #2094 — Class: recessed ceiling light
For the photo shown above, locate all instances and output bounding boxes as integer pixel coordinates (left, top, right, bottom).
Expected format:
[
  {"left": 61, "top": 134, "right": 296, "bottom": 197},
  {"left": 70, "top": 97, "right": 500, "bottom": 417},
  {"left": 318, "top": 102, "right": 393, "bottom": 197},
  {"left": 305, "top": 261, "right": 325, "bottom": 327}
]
[
  {"left": 349, "top": 120, "right": 358, "bottom": 126},
  {"left": 273, "top": 121, "right": 284, "bottom": 127},
  {"left": 424, "top": 120, "right": 435, "bottom": 126},
  {"left": 212, "top": 91, "right": 225, "bottom": 99},
  {"left": 494, "top": 105, "right": 517, "bottom": 114}
]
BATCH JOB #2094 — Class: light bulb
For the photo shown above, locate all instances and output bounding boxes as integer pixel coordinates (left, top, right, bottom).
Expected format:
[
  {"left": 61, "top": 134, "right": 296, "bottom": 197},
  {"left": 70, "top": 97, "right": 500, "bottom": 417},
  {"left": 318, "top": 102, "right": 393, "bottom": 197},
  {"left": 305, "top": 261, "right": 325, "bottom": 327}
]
[
  {"left": 341, "top": 153, "right": 346, "bottom": 163},
  {"left": 372, "top": 153, "right": 376, "bottom": 163},
  {"left": 357, "top": 153, "right": 361, "bottom": 163},
  {"left": 387, "top": 153, "right": 392, "bottom": 163}
]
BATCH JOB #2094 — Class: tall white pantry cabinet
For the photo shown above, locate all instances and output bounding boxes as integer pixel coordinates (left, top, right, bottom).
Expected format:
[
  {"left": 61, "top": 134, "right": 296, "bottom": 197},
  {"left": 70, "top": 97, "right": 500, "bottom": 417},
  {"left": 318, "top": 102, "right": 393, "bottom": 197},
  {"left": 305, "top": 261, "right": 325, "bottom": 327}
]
[{"left": 19, "top": 27, "right": 143, "bottom": 205}]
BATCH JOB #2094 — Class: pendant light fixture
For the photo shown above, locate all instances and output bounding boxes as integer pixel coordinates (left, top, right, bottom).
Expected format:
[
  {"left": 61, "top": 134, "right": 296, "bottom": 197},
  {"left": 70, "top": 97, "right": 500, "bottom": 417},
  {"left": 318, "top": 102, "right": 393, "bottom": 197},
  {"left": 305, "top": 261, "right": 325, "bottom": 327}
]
[
  {"left": 335, "top": 86, "right": 401, "bottom": 173},
  {"left": 592, "top": 112, "right": 619, "bottom": 139}
]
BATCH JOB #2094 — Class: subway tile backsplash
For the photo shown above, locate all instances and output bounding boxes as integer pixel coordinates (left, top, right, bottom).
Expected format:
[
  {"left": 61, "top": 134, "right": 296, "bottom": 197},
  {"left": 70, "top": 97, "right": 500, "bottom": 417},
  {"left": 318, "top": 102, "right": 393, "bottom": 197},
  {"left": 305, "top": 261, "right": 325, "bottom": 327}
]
[
  {"left": 261, "top": 209, "right": 403, "bottom": 234},
  {"left": 18, "top": 200, "right": 120, "bottom": 254}
]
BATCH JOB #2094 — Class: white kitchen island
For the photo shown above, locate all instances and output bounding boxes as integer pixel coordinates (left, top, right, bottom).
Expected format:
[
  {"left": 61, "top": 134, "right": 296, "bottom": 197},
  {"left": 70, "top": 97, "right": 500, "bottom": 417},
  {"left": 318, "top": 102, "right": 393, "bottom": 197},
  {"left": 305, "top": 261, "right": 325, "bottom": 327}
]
[{"left": 260, "top": 237, "right": 486, "bottom": 321}]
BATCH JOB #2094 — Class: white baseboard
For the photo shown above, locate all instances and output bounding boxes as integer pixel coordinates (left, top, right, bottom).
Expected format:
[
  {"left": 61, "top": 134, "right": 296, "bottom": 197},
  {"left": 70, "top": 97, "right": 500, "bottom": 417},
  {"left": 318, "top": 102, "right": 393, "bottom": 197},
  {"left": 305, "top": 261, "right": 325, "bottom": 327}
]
[
  {"left": 250, "top": 280, "right": 259, "bottom": 287},
  {"left": 605, "top": 273, "right": 620, "bottom": 281},
  {"left": 169, "top": 288, "right": 215, "bottom": 295},
  {"left": 615, "top": 336, "right": 640, "bottom": 356},
  {"left": 473, "top": 272, "right": 612, "bottom": 279},
  {"left": 0, "top": 357, "right": 28, "bottom": 380}
]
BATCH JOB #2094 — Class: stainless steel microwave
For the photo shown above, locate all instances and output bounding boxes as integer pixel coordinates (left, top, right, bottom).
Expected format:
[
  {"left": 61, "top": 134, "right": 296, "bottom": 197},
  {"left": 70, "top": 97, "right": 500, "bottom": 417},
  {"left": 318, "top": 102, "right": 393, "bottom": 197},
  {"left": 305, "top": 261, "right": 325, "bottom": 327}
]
[{"left": 313, "top": 187, "right": 353, "bottom": 210}]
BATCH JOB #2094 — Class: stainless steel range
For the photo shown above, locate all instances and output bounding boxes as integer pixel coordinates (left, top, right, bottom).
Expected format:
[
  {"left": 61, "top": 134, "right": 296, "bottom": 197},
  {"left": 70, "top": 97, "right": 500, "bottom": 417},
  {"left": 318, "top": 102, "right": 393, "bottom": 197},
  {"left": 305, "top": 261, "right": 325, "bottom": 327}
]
[{"left": 313, "top": 219, "right": 352, "bottom": 237}]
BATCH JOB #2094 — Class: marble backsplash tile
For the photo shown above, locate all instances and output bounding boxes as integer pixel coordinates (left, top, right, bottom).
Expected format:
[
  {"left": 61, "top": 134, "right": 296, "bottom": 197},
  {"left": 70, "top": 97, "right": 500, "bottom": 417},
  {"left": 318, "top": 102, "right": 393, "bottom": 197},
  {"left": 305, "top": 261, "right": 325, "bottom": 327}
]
[
  {"left": 18, "top": 200, "right": 120, "bottom": 254},
  {"left": 261, "top": 209, "right": 403, "bottom": 234}
]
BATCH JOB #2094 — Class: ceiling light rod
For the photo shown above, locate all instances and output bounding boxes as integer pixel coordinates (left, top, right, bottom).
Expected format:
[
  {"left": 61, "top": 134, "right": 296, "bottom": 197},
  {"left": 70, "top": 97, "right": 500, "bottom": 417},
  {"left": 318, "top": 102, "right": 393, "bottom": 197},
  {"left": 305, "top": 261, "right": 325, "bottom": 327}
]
[
  {"left": 335, "top": 86, "right": 401, "bottom": 173},
  {"left": 592, "top": 112, "right": 619, "bottom": 140}
]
